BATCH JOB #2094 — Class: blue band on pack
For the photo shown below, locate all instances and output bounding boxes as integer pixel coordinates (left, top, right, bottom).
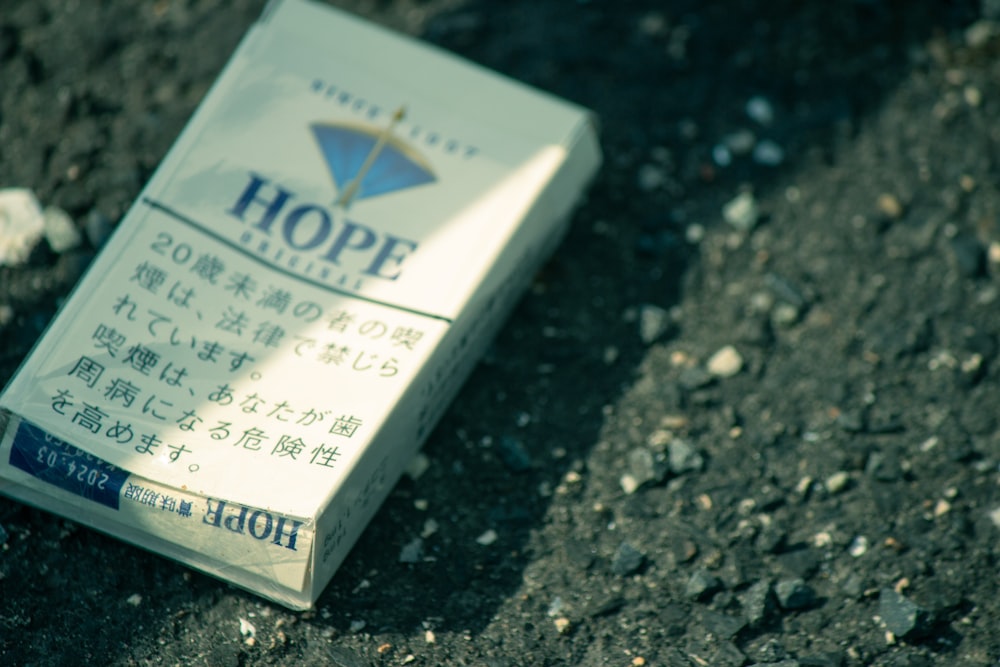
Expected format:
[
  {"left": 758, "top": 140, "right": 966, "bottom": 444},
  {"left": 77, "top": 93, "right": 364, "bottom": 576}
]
[{"left": 8, "top": 421, "right": 127, "bottom": 510}]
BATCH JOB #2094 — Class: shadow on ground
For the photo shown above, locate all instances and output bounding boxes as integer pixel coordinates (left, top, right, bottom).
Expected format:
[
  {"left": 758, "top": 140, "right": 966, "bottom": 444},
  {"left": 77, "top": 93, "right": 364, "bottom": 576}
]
[{"left": 0, "top": 0, "right": 981, "bottom": 664}]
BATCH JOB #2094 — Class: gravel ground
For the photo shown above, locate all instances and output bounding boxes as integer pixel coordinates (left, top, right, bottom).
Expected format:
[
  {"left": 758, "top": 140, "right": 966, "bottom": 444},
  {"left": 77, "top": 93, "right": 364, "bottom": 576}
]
[{"left": 3, "top": 0, "right": 1000, "bottom": 665}]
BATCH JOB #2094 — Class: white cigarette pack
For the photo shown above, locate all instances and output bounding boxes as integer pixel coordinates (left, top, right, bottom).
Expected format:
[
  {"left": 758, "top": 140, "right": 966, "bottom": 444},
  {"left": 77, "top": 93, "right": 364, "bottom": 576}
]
[{"left": 0, "top": 0, "right": 600, "bottom": 609}]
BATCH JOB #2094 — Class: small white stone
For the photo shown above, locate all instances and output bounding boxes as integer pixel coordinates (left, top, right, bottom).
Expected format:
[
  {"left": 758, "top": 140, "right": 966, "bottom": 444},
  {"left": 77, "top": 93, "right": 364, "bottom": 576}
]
[
  {"left": 722, "top": 191, "right": 759, "bottom": 231},
  {"left": 965, "top": 19, "right": 1000, "bottom": 48},
  {"left": 706, "top": 345, "right": 743, "bottom": 378},
  {"left": 813, "top": 531, "right": 833, "bottom": 548},
  {"left": 620, "top": 474, "right": 640, "bottom": 495},
  {"left": 848, "top": 535, "right": 869, "bottom": 557},
  {"left": 239, "top": 617, "right": 256, "bottom": 638},
  {"left": 421, "top": 518, "right": 439, "bottom": 538},
  {"left": 126, "top": 593, "right": 142, "bottom": 607},
  {"left": 825, "top": 471, "right": 850, "bottom": 494},
  {"left": 989, "top": 506, "right": 1000, "bottom": 529},
  {"left": 685, "top": 223, "right": 705, "bottom": 243},
  {"left": 772, "top": 303, "right": 801, "bottom": 327},
  {"left": 547, "top": 596, "right": 565, "bottom": 617},
  {"left": 0, "top": 188, "right": 45, "bottom": 267},
  {"left": 43, "top": 206, "right": 82, "bottom": 253},
  {"left": 476, "top": 529, "right": 498, "bottom": 546},
  {"left": 638, "top": 304, "right": 671, "bottom": 344},
  {"left": 795, "top": 476, "right": 814, "bottom": 495},
  {"left": 964, "top": 86, "right": 982, "bottom": 107},
  {"left": 746, "top": 95, "right": 775, "bottom": 125}
]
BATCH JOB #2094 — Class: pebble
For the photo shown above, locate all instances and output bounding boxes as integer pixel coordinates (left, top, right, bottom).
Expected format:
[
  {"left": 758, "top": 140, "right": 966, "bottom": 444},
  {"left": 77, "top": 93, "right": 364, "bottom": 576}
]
[
  {"left": 742, "top": 579, "right": 775, "bottom": 627},
  {"left": 965, "top": 85, "right": 982, "bottom": 107},
  {"left": 723, "top": 191, "right": 759, "bottom": 231},
  {"left": 638, "top": 304, "right": 672, "bottom": 344},
  {"left": 824, "top": 471, "right": 850, "bottom": 494},
  {"left": 0, "top": 188, "right": 45, "bottom": 266},
  {"left": 43, "top": 206, "right": 82, "bottom": 253},
  {"left": 622, "top": 447, "right": 668, "bottom": 493},
  {"left": 933, "top": 499, "right": 951, "bottom": 517},
  {"left": 876, "top": 193, "right": 904, "bottom": 220},
  {"left": 685, "top": 223, "right": 705, "bottom": 243},
  {"left": 988, "top": 506, "right": 1000, "bottom": 529},
  {"left": 771, "top": 303, "right": 800, "bottom": 328},
  {"left": 126, "top": 593, "right": 142, "bottom": 607},
  {"left": 238, "top": 617, "right": 256, "bottom": 639},
  {"left": 620, "top": 474, "right": 640, "bottom": 495},
  {"left": 707, "top": 345, "right": 743, "bottom": 378},
  {"left": 398, "top": 537, "right": 424, "bottom": 563},
  {"left": 752, "top": 139, "right": 785, "bottom": 166},
  {"left": 611, "top": 541, "right": 645, "bottom": 576},
  {"left": 686, "top": 569, "right": 723, "bottom": 600},
  {"left": 713, "top": 144, "right": 733, "bottom": 167},
  {"left": 667, "top": 438, "right": 704, "bottom": 474},
  {"left": 420, "top": 518, "right": 439, "bottom": 538},
  {"left": 965, "top": 19, "right": 1000, "bottom": 48},
  {"left": 546, "top": 596, "right": 565, "bottom": 617},
  {"left": 746, "top": 95, "right": 775, "bottom": 125},
  {"left": 848, "top": 535, "right": 869, "bottom": 557},
  {"left": 879, "top": 588, "right": 931, "bottom": 638},
  {"left": 476, "top": 529, "right": 498, "bottom": 546},
  {"left": 553, "top": 617, "right": 571, "bottom": 634},
  {"left": 774, "top": 578, "right": 816, "bottom": 610}
]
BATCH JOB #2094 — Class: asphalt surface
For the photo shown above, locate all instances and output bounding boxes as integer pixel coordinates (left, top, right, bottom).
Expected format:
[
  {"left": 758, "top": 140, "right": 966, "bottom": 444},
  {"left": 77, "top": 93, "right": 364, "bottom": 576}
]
[{"left": 2, "top": 1, "right": 1000, "bottom": 665}]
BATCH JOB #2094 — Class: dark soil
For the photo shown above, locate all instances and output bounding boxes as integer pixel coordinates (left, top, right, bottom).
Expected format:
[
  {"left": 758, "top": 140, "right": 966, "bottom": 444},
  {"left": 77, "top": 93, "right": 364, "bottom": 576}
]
[{"left": 3, "top": 0, "right": 1000, "bottom": 665}]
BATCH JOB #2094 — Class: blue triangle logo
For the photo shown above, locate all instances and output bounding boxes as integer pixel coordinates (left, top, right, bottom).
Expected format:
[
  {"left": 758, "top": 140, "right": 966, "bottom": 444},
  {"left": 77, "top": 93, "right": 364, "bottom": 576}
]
[{"left": 311, "top": 121, "right": 436, "bottom": 204}]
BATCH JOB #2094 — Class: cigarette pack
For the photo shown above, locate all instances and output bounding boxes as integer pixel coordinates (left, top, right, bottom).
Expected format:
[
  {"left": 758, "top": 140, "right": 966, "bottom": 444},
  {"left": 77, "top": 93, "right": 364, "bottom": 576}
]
[{"left": 0, "top": 0, "right": 600, "bottom": 609}]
